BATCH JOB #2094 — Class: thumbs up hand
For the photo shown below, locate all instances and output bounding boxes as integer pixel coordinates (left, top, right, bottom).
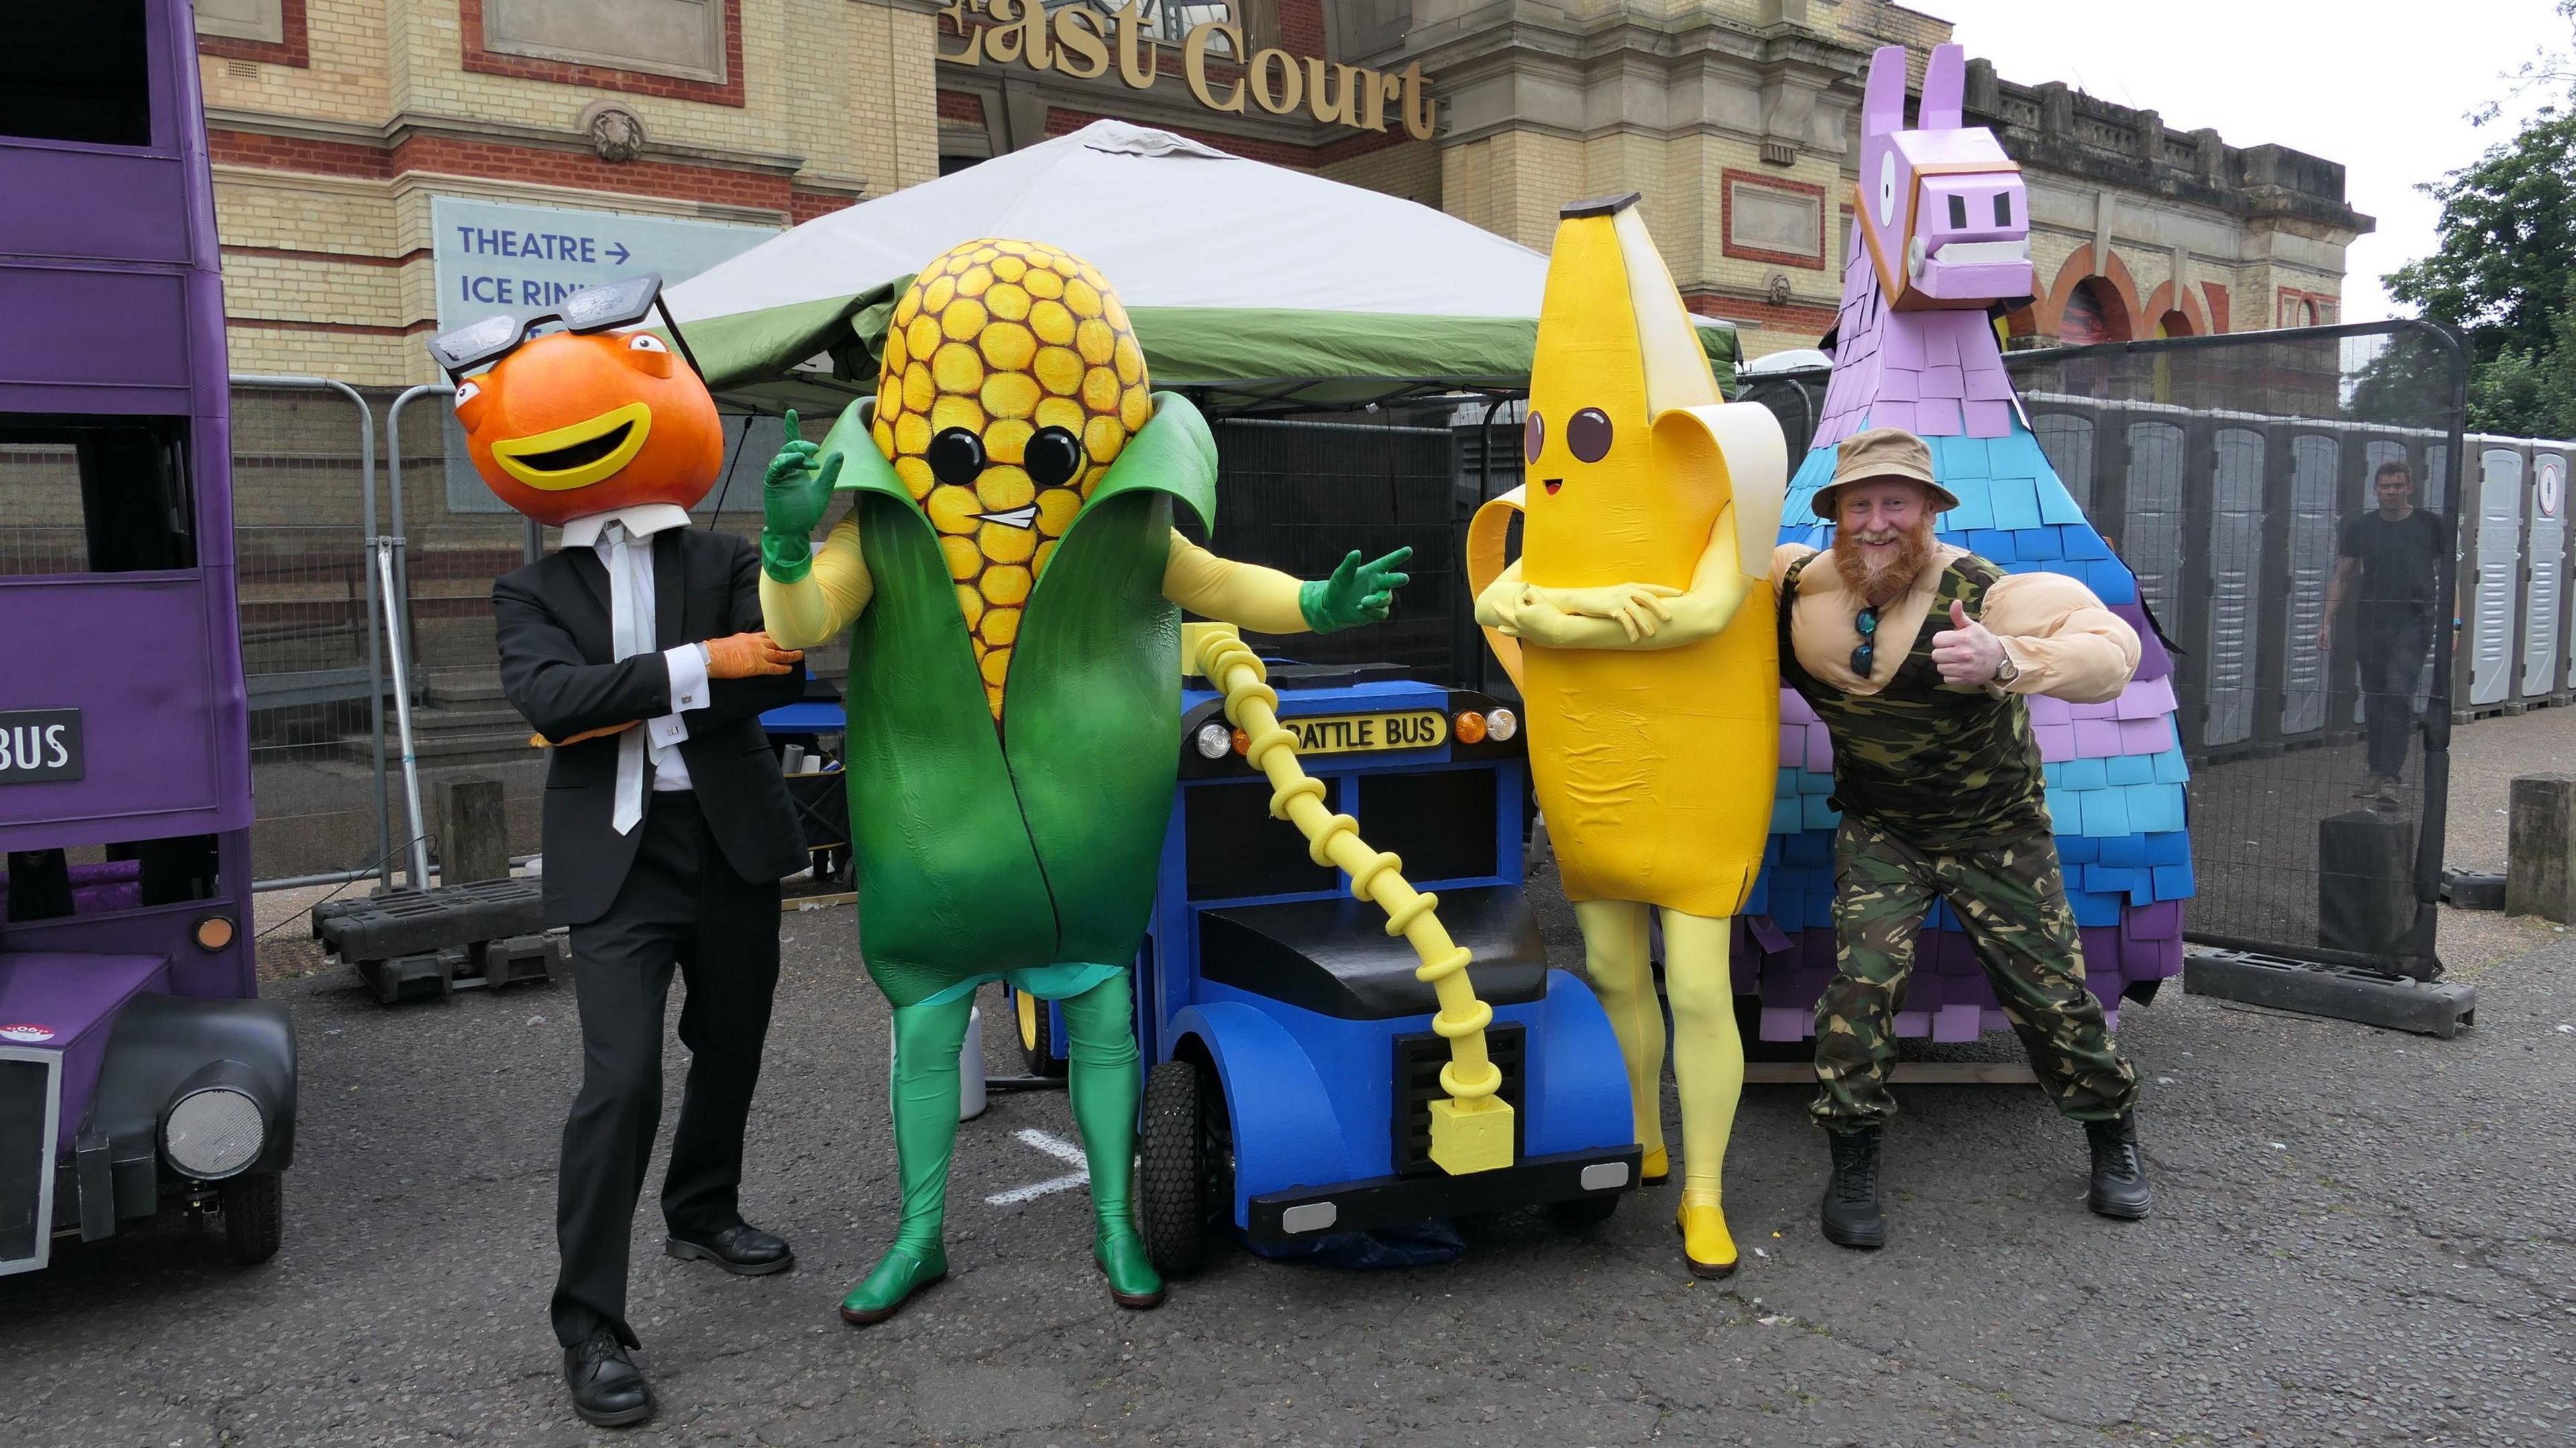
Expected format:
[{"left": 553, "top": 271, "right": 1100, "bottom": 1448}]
[{"left": 1930, "top": 598, "right": 2008, "bottom": 686}]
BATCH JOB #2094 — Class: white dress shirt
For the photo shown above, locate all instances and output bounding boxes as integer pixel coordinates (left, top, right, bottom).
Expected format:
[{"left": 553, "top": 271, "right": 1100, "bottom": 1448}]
[{"left": 559, "top": 502, "right": 712, "bottom": 830}]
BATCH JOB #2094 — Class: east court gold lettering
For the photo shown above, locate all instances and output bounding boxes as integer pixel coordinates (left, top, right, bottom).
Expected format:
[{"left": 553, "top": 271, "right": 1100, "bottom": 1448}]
[{"left": 938, "top": 0, "right": 1435, "bottom": 142}]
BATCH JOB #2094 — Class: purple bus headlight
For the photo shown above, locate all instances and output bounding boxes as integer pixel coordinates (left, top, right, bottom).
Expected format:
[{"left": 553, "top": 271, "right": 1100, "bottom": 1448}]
[{"left": 164, "top": 1084, "right": 265, "bottom": 1180}]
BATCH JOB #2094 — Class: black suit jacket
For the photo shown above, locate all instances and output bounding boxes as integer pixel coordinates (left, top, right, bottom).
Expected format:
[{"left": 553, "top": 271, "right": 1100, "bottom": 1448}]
[{"left": 493, "top": 526, "right": 808, "bottom": 926}]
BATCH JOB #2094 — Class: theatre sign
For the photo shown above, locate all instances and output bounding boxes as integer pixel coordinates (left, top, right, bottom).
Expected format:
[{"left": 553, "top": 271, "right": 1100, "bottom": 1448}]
[{"left": 938, "top": 0, "right": 1436, "bottom": 141}]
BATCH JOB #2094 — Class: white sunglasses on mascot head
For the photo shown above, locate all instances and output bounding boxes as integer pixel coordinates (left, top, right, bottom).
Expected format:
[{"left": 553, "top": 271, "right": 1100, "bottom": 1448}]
[{"left": 427, "top": 273, "right": 704, "bottom": 382}]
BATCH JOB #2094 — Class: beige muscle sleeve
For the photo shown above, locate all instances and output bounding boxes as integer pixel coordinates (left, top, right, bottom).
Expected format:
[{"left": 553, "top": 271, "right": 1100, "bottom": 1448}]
[{"left": 1982, "top": 569, "right": 2141, "bottom": 705}]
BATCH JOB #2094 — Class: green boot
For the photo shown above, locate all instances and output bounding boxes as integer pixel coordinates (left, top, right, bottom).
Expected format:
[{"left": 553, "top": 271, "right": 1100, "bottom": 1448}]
[
  {"left": 1060, "top": 974, "right": 1165, "bottom": 1310},
  {"left": 844, "top": 996, "right": 973, "bottom": 1327},
  {"left": 839, "top": 1241, "right": 949, "bottom": 1325},
  {"left": 1094, "top": 1223, "right": 1164, "bottom": 1308}
]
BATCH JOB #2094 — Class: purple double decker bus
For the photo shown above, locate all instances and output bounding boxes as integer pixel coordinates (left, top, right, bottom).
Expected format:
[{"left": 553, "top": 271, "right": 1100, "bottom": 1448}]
[{"left": 1, "top": 2, "right": 295, "bottom": 1274}]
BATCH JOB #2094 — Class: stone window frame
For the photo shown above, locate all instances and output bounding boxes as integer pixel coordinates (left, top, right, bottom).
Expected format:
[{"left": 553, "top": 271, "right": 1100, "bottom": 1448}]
[
  {"left": 1721, "top": 168, "right": 1828, "bottom": 272},
  {"left": 197, "top": 0, "right": 310, "bottom": 69},
  {"left": 461, "top": 0, "right": 747, "bottom": 109},
  {"left": 2274, "top": 286, "right": 2337, "bottom": 330}
]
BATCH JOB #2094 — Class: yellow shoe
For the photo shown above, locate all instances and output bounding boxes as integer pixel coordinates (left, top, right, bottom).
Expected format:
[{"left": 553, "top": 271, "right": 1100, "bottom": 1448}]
[
  {"left": 1674, "top": 1200, "right": 1738, "bottom": 1279},
  {"left": 1640, "top": 1146, "right": 1670, "bottom": 1185}
]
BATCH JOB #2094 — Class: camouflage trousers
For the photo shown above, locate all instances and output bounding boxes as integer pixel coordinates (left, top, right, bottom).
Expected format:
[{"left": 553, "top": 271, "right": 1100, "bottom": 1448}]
[{"left": 1812, "top": 818, "right": 2139, "bottom": 1130}]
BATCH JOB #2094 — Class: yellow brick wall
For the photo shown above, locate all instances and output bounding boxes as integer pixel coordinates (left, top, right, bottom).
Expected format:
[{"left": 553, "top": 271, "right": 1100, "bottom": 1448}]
[
  {"left": 202, "top": 1, "right": 941, "bottom": 386},
  {"left": 198, "top": 0, "right": 392, "bottom": 123},
  {"left": 1322, "top": 142, "right": 1442, "bottom": 209}
]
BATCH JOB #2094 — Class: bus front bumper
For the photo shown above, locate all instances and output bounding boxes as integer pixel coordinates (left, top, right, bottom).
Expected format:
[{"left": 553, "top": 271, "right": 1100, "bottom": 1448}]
[{"left": 1244, "top": 1144, "right": 1642, "bottom": 1246}]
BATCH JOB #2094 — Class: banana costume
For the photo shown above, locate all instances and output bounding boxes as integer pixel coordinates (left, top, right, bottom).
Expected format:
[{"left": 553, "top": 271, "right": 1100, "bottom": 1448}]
[
  {"left": 1466, "top": 195, "right": 1786, "bottom": 1276},
  {"left": 759, "top": 237, "right": 1407, "bottom": 1323}
]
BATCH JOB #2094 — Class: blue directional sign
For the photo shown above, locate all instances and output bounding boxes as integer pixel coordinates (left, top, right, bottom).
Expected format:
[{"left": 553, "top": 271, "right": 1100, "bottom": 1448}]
[{"left": 430, "top": 196, "right": 777, "bottom": 333}]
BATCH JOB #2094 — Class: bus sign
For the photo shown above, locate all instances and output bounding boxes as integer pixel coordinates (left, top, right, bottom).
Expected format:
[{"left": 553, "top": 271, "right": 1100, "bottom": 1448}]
[{"left": 0, "top": 708, "right": 82, "bottom": 785}]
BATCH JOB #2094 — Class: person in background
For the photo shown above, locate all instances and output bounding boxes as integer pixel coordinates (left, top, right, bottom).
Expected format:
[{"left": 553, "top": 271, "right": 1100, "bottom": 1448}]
[{"left": 2318, "top": 459, "right": 2449, "bottom": 805}]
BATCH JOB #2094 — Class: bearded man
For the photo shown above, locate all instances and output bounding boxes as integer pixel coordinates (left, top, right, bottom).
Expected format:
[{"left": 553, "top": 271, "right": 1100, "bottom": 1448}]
[{"left": 1772, "top": 427, "right": 2153, "bottom": 1250}]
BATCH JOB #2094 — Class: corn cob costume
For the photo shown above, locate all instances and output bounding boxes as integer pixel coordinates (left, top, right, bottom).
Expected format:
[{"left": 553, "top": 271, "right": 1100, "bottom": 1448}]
[
  {"left": 1465, "top": 195, "right": 1786, "bottom": 1276},
  {"left": 758, "top": 237, "right": 1407, "bottom": 1322}
]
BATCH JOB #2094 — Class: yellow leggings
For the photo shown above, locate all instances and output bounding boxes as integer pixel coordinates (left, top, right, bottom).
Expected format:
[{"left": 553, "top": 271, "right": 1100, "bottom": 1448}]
[{"left": 1574, "top": 901, "right": 1745, "bottom": 1207}]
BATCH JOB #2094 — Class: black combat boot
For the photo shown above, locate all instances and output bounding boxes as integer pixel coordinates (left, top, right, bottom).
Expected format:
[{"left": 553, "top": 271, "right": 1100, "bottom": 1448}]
[
  {"left": 1819, "top": 1127, "right": 1885, "bottom": 1249},
  {"left": 2084, "top": 1112, "right": 2153, "bottom": 1220}
]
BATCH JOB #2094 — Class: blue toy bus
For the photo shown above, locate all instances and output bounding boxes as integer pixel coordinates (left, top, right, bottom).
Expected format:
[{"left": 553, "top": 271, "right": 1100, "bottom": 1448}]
[{"left": 1017, "top": 659, "right": 1639, "bottom": 1271}]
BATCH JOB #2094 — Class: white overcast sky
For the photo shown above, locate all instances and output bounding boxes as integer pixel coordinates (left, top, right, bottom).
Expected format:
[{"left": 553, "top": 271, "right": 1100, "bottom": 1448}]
[{"left": 1924, "top": 0, "right": 2567, "bottom": 321}]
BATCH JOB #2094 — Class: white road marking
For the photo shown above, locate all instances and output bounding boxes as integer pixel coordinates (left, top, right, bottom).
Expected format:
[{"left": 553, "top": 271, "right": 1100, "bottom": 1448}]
[{"left": 983, "top": 1128, "right": 1091, "bottom": 1205}]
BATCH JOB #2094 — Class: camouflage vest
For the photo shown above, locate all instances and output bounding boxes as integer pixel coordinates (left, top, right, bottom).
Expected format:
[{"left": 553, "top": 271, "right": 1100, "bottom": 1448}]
[{"left": 1779, "top": 551, "right": 2051, "bottom": 847}]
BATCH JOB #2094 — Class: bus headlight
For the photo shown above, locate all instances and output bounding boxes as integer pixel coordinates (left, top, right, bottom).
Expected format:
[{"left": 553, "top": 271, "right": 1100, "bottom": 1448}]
[
  {"left": 1193, "top": 722, "right": 1234, "bottom": 759},
  {"left": 164, "top": 1087, "right": 265, "bottom": 1180},
  {"left": 1485, "top": 708, "right": 1517, "bottom": 742}
]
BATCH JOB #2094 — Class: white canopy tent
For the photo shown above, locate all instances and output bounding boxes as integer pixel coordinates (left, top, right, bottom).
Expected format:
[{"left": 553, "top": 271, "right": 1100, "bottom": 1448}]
[{"left": 661, "top": 119, "right": 1736, "bottom": 412}]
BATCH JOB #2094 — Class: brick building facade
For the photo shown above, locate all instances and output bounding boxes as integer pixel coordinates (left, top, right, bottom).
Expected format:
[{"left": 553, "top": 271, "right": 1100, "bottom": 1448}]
[{"left": 196, "top": 0, "right": 2365, "bottom": 380}]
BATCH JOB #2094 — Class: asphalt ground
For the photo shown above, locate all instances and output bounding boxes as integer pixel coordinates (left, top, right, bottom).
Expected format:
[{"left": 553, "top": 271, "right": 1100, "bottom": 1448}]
[{"left": 7, "top": 740, "right": 2576, "bottom": 1445}]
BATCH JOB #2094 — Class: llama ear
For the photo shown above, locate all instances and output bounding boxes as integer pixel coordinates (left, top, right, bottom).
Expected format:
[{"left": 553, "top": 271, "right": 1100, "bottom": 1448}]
[
  {"left": 1862, "top": 45, "right": 1907, "bottom": 140},
  {"left": 1919, "top": 44, "right": 1966, "bottom": 131}
]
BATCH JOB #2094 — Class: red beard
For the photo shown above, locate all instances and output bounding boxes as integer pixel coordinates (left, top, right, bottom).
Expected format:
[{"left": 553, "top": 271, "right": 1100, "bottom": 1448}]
[{"left": 1831, "top": 518, "right": 1937, "bottom": 606}]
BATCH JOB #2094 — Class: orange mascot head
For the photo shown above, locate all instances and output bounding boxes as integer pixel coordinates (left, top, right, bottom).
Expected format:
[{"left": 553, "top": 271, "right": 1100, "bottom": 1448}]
[{"left": 429, "top": 274, "right": 723, "bottom": 526}]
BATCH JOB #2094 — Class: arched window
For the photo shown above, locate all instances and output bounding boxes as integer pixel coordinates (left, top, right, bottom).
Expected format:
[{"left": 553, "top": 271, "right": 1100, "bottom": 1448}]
[{"left": 2060, "top": 278, "right": 2131, "bottom": 345}]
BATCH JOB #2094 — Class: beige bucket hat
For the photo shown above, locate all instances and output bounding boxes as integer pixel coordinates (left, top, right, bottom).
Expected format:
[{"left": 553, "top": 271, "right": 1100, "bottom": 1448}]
[{"left": 1810, "top": 426, "right": 1962, "bottom": 522}]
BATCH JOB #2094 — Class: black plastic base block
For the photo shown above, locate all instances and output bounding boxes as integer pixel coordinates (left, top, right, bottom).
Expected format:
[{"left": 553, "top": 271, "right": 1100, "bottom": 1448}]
[
  {"left": 473, "top": 934, "right": 564, "bottom": 991},
  {"left": 354, "top": 946, "right": 469, "bottom": 1006},
  {"left": 313, "top": 879, "right": 545, "bottom": 960},
  {"left": 2184, "top": 949, "right": 2477, "bottom": 1039},
  {"left": 2440, "top": 869, "right": 2508, "bottom": 910}
]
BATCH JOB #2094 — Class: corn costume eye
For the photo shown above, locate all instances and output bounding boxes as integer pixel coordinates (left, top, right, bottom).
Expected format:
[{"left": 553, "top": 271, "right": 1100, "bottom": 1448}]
[
  {"left": 1026, "top": 426, "right": 1084, "bottom": 488},
  {"left": 928, "top": 427, "right": 985, "bottom": 486}
]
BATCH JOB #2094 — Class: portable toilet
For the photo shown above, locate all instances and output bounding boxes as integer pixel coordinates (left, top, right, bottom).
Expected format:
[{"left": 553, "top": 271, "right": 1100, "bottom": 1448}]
[
  {"left": 2462, "top": 437, "right": 2525, "bottom": 714},
  {"left": 2529, "top": 442, "right": 2571, "bottom": 706}
]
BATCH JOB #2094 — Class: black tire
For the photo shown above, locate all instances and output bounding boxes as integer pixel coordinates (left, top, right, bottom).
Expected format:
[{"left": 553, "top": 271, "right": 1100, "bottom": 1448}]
[
  {"left": 1014, "top": 988, "right": 1068, "bottom": 1078},
  {"left": 1137, "top": 1058, "right": 1213, "bottom": 1276},
  {"left": 1548, "top": 1192, "right": 1620, "bottom": 1229},
  {"left": 221, "top": 1172, "right": 283, "bottom": 1265}
]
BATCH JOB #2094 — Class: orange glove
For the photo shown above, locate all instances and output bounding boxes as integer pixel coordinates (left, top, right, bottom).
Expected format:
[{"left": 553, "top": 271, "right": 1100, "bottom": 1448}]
[
  {"left": 704, "top": 630, "right": 802, "bottom": 679},
  {"left": 530, "top": 720, "right": 638, "bottom": 748}
]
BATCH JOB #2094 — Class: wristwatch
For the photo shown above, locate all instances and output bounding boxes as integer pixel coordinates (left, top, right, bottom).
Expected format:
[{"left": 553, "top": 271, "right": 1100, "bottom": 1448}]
[{"left": 1992, "top": 650, "right": 2020, "bottom": 685}]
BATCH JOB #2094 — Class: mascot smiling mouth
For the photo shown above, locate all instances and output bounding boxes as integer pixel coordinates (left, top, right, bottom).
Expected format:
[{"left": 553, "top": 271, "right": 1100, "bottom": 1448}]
[{"left": 491, "top": 402, "right": 654, "bottom": 490}]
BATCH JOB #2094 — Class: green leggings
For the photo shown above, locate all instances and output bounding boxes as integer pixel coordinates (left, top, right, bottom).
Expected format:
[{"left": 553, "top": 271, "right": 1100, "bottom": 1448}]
[{"left": 886, "top": 972, "right": 1141, "bottom": 1251}]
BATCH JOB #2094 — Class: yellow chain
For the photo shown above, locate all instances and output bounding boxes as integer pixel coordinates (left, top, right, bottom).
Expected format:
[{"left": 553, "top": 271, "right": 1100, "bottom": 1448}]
[{"left": 1186, "top": 624, "right": 1514, "bottom": 1174}]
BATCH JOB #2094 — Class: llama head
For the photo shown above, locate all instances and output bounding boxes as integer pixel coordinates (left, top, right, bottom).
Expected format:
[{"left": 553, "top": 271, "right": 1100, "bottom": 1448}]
[{"left": 1855, "top": 44, "right": 2032, "bottom": 312}]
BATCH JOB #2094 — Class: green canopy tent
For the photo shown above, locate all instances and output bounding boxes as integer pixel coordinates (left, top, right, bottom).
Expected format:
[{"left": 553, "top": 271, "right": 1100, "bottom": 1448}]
[{"left": 662, "top": 119, "right": 1737, "bottom": 415}]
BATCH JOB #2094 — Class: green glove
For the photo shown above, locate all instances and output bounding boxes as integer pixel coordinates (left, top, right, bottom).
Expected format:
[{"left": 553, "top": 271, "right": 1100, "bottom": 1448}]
[
  {"left": 1298, "top": 546, "right": 1412, "bottom": 633},
  {"left": 761, "top": 406, "right": 842, "bottom": 583}
]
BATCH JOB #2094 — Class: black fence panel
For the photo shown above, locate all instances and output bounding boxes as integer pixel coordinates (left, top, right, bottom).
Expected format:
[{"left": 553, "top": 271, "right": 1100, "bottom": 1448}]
[
  {"left": 1995, "top": 323, "right": 2468, "bottom": 974},
  {"left": 1183, "top": 416, "right": 1470, "bottom": 687}
]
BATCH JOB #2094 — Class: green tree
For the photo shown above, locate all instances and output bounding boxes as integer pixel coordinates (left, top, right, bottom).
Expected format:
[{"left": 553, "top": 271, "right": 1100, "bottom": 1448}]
[{"left": 2385, "top": 93, "right": 2576, "bottom": 436}]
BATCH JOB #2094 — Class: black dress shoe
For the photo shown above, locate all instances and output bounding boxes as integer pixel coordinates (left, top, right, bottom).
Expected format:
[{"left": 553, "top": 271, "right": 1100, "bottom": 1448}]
[
  {"left": 563, "top": 1331, "right": 653, "bottom": 1428},
  {"left": 666, "top": 1222, "right": 795, "bottom": 1276}
]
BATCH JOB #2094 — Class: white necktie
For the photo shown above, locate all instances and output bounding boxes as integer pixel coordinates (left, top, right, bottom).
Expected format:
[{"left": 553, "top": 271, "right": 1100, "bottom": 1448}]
[{"left": 607, "top": 522, "right": 647, "bottom": 835}]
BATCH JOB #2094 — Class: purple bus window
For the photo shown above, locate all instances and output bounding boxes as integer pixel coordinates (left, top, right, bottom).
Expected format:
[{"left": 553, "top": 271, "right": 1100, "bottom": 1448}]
[
  {"left": 0, "top": 415, "right": 195, "bottom": 577},
  {"left": 0, "top": 5, "right": 153, "bottom": 148},
  {"left": 3, "top": 835, "right": 221, "bottom": 923}
]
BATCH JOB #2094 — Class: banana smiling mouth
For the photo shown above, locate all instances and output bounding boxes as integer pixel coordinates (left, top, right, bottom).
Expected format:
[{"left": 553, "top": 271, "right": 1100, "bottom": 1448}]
[
  {"left": 491, "top": 402, "right": 654, "bottom": 491},
  {"left": 1542, "top": 478, "right": 1564, "bottom": 495}
]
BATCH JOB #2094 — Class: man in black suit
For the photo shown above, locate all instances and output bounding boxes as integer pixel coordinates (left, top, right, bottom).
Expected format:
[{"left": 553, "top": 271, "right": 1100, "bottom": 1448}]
[
  {"left": 439, "top": 278, "right": 815, "bottom": 1427},
  {"left": 494, "top": 505, "right": 810, "bottom": 1427}
]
